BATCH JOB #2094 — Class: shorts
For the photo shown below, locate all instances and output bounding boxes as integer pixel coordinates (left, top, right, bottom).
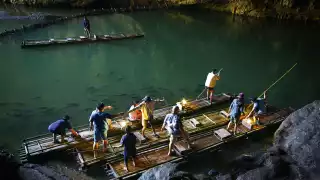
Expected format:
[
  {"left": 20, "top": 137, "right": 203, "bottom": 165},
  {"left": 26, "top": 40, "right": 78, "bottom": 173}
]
[
  {"left": 94, "top": 129, "right": 107, "bottom": 142},
  {"left": 229, "top": 115, "right": 240, "bottom": 124},
  {"left": 84, "top": 27, "right": 90, "bottom": 31},
  {"left": 142, "top": 119, "right": 153, "bottom": 128},
  {"left": 49, "top": 129, "right": 66, "bottom": 136},
  {"left": 206, "top": 86, "right": 215, "bottom": 91},
  {"left": 124, "top": 150, "right": 136, "bottom": 165}
]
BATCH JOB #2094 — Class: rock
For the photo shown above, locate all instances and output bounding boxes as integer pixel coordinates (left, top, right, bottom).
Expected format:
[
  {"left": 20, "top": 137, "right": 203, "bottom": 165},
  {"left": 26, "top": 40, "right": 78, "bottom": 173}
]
[
  {"left": 19, "top": 164, "right": 69, "bottom": 180},
  {"left": 225, "top": 100, "right": 320, "bottom": 180},
  {"left": 138, "top": 162, "right": 212, "bottom": 180},
  {"left": 273, "top": 100, "right": 320, "bottom": 180},
  {"left": 215, "top": 174, "right": 231, "bottom": 180},
  {"left": 0, "top": 147, "right": 21, "bottom": 180}
]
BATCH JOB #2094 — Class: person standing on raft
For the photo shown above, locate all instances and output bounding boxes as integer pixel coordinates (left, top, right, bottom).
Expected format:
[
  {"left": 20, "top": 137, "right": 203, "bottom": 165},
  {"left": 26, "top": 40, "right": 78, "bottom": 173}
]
[
  {"left": 226, "top": 93, "right": 245, "bottom": 135},
  {"left": 128, "top": 96, "right": 164, "bottom": 139},
  {"left": 204, "top": 69, "right": 221, "bottom": 104},
  {"left": 83, "top": 16, "right": 91, "bottom": 38},
  {"left": 115, "top": 126, "right": 138, "bottom": 172},
  {"left": 246, "top": 91, "right": 267, "bottom": 125},
  {"left": 161, "top": 106, "right": 192, "bottom": 156},
  {"left": 48, "top": 115, "right": 80, "bottom": 144},
  {"left": 89, "top": 103, "right": 124, "bottom": 159}
]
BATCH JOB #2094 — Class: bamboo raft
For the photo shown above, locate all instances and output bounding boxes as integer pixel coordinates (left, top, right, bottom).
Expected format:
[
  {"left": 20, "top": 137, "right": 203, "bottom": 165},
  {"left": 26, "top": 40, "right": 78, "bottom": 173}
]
[
  {"left": 73, "top": 107, "right": 231, "bottom": 168},
  {"left": 98, "top": 105, "right": 294, "bottom": 180},
  {"left": 20, "top": 33, "right": 145, "bottom": 48},
  {"left": 19, "top": 93, "right": 232, "bottom": 163}
]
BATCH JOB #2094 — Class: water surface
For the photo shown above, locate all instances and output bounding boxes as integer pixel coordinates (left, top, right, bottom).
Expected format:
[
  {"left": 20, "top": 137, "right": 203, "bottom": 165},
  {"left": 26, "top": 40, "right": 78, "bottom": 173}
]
[{"left": 0, "top": 9, "right": 319, "bottom": 151}]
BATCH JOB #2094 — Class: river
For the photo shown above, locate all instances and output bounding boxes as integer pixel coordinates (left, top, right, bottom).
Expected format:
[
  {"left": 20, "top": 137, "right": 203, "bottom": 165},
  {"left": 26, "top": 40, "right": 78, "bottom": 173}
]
[{"left": 0, "top": 7, "right": 319, "bottom": 154}]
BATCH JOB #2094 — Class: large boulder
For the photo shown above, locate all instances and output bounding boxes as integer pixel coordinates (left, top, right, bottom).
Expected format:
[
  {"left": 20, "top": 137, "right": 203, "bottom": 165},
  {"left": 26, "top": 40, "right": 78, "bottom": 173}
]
[
  {"left": 226, "top": 100, "right": 320, "bottom": 180},
  {"left": 138, "top": 162, "right": 212, "bottom": 180},
  {"left": 19, "top": 164, "right": 69, "bottom": 180},
  {"left": 0, "top": 147, "right": 21, "bottom": 180},
  {"left": 273, "top": 100, "right": 320, "bottom": 180}
]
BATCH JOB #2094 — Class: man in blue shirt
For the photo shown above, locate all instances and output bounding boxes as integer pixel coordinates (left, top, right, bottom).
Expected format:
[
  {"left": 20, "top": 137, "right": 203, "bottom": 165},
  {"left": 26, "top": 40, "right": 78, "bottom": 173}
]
[
  {"left": 48, "top": 115, "right": 80, "bottom": 144},
  {"left": 89, "top": 102, "right": 124, "bottom": 159},
  {"left": 161, "top": 106, "right": 192, "bottom": 156},
  {"left": 227, "top": 93, "right": 245, "bottom": 135},
  {"left": 246, "top": 91, "right": 267, "bottom": 125},
  {"left": 115, "top": 126, "right": 137, "bottom": 172},
  {"left": 83, "top": 16, "right": 91, "bottom": 38}
]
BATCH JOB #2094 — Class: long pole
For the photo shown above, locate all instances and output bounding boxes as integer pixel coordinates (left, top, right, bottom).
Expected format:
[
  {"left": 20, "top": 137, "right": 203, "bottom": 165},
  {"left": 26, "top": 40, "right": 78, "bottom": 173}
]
[
  {"left": 248, "top": 62, "right": 298, "bottom": 109},
  {"left": 257, "top": 63, "right": 297, "bottom": 98}
]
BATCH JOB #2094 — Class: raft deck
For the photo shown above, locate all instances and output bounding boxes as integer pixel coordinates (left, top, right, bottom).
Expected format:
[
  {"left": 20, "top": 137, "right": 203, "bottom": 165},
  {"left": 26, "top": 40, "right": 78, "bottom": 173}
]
[
  {"left": 19, "top": 94, "right": 232, "bottom": 163},
  {"left": 104, "top": 106, "right": 294, "bottom": 179},
  {"left": 21, "top": 33, "right": 145, "bottom": 48},
  {"left": 73, "top": 108, "right": 231, "bottom": 168}
]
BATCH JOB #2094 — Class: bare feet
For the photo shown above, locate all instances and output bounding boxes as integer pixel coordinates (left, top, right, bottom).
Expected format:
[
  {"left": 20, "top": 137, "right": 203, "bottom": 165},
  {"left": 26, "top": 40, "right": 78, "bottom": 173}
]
[{"left": 123, "top": 166, "right": 128, "bottom": 172}]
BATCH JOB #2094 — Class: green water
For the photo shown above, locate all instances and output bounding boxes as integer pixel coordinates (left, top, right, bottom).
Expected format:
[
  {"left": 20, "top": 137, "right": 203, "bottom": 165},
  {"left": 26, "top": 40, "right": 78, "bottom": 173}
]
[{"left": 0, "top": 9, "right": 320, "bottom": 151}]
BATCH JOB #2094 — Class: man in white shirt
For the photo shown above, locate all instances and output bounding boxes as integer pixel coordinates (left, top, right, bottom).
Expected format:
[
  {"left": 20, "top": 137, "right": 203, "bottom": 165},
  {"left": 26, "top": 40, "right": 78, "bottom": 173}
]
[{"left": 204, "top": 69, "right": 220, "bottom": 104}]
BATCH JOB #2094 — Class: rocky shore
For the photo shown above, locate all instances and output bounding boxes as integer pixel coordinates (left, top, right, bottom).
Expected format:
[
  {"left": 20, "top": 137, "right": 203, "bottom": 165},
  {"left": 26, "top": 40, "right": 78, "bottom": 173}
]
[{"left": 201, "top": 0, "right": 320, "bottom": 21}]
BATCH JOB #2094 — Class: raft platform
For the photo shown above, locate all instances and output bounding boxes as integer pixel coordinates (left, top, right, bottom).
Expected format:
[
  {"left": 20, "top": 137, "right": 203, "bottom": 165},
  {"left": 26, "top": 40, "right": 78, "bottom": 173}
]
[
  {"left": 21, "top": 33, "right": 145, "bottom": 48},
  {"left": 101, "top": 106, "right": 294, "bottom": 179},
  {"left": 19, "top": 93, "right": 232, "bottom": 163},
  {"left": 72, "top": 108, "right": 232, "bottom": 168}
]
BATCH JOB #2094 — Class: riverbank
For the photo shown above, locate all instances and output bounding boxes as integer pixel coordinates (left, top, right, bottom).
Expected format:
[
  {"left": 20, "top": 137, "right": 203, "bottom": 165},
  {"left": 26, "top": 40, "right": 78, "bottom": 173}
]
[
  {"left": 1, "top": 0, "right": 320, "bottom": 21},
  {"left": 200, "top": 0, "right": 320, "bottom": 21}
]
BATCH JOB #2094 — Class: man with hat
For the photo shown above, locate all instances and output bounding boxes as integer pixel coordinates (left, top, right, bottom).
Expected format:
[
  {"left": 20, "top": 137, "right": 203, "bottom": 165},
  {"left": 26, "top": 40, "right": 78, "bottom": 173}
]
[
  {"left": 226, "top": 93, "right": 245, "bottom": 135},
  {"left": 128, "top": 96, "right": 164, "bottom": 139},
  {"left": 89, "top": 102, "right": 123, "bottom": 158},
  {"left": 48, "top": 115, "right": 80, "bottom": 144},
  {"left": 246, "top": 91, "right": 267, "bottom": 125}
]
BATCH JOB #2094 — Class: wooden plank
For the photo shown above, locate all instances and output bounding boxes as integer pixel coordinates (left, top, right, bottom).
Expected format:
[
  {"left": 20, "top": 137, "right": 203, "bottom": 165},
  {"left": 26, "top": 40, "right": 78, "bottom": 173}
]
[
  {"left": 203, "top": 114, "right": 216, "bottom": 124},
  {"left": 174, "top": 141, "right": 191, "bottom": 156},
  {"left": 190, "top": 118, "right": 201, "bottom": 127},
  {"left": 24, "top": 143, "right": 29, "bottom": 156},
  {"left": 133, "top": 132, "right": 147, "bottom": 143},
  {"left": 214, "top": 128, "right": 231, "bottom": 140},
  {"left": 220, "top": 110, "right": 229, "bottom": 118},
  {"left": 37, "top": 140, "right": 44, "bottom": 152}
]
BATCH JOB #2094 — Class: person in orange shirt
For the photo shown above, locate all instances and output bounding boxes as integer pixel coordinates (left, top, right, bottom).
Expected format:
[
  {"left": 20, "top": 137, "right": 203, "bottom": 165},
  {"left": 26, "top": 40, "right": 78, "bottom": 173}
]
[{"left": 128, "top": 101, "right": 142, "bottom": 121}]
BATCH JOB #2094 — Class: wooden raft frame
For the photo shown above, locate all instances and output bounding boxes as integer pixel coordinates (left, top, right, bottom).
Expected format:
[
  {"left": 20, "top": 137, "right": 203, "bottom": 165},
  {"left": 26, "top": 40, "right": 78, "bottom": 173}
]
[
  {"left": 105, "top": 106, "right": 294, "bottom": 179},
  {"left": 19, "top": 93, "right": 233, "bottom": 163}
]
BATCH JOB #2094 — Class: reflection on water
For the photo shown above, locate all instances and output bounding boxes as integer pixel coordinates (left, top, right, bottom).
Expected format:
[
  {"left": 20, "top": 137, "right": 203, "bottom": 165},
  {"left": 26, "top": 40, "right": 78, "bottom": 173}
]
[{"left": 0, "top": 9, "right": 320, "bottom": 151}]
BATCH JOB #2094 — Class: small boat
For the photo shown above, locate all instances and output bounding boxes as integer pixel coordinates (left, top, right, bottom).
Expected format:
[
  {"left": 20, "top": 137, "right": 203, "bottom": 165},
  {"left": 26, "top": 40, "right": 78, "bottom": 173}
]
[
  {"left": 20, "top": 33, "right": 145, "bottom": 48},
  {"left": 103, "top": 105, "right": 294, "bottom": 180},
  {"left": 19, "top": 93, "right": 233, "bottom": 163}
]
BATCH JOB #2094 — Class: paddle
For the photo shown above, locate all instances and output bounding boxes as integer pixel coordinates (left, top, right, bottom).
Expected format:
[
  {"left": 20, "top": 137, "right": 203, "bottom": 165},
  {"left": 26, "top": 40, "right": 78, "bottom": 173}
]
[{"left": 196, "top": 68, "right": 223, "bottom": 100}]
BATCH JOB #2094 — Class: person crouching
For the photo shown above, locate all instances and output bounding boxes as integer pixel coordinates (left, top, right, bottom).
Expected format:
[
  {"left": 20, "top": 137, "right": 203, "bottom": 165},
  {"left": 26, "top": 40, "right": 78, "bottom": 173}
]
[{"left": 48, "top": 115, "right": 80, "bottom": 144}]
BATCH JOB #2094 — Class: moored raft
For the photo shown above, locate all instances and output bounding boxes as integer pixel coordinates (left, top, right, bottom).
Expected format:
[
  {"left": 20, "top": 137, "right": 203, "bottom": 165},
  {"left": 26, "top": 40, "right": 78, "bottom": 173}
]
[
  {"left": 20, "top": 33, "right": 145, "bottom": 48},
  {"left": 103, "top": 105, "right": 294, "bottom": 180},
  {"left": 19, "top": 93, "right": 233, "bottom": 163}
]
